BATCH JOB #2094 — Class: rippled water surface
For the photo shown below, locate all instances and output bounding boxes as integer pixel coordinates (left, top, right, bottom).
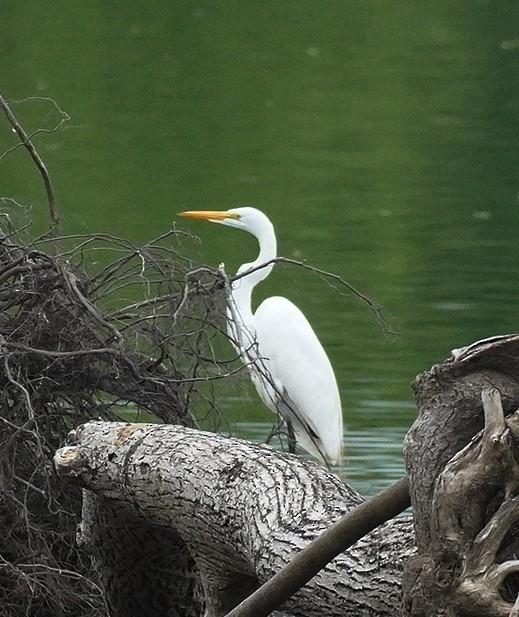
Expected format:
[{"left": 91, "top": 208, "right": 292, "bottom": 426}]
[{"left": 3, "top": 2, "right": 519, "bottom": 494}]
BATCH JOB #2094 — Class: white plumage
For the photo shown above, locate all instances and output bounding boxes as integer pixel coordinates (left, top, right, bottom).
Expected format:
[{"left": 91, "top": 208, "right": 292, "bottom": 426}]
[{"left": 179, "top": 207, "right": 343, "bottom": 465}]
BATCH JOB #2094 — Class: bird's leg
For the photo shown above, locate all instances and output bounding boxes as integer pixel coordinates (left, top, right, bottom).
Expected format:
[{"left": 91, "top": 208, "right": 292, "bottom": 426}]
[{"left": 287, "top": 420, "right": 297, "bottom": 454}]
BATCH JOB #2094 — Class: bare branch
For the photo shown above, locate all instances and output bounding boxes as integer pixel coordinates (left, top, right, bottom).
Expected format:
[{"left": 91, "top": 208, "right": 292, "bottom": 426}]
[
  {"left": 0, "top": 93, "right": 66, "bottom": 246},
  {"left": 231, "top": 256, "right": 393, "bottom": 334}
]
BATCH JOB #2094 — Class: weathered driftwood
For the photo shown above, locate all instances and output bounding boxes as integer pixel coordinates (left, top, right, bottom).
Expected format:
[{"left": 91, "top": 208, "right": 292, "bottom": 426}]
[
  {"left": 55, "top": 423, "right": 415, "bottom": 617},
  {"left": 225, "top": 476, "right": 410, "bottom": 617},
  {"left": 404, "top": 334, "right": 519, "bottom": 616},
  {"left": 53, "top": 334, "right": 519, "bottom": 616}
]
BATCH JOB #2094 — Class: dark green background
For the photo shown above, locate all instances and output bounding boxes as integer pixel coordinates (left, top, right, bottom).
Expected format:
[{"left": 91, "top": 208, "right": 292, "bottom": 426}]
[{"left": 2, "top": 1, "right": 519, "bottom": 492}]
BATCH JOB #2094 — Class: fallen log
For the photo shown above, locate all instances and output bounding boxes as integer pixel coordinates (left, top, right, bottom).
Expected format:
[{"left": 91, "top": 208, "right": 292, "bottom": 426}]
[
  {"left": 55, "top": 423, "right": 415, "bottom": 617},
  {"left": 53, "top": 335, "right": 519, "bottom": 616},
  {"left": 224, "top": 476, "right": 410, "bottom": 617}
]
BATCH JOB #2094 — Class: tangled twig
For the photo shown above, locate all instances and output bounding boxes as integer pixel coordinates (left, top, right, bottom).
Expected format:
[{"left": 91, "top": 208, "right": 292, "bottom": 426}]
[{"left": 0, "top": 220, "right": 232, "bottom": 617}]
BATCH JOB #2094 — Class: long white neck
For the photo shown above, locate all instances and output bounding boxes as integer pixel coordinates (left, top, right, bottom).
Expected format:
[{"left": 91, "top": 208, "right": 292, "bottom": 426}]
[{"left": 230, "top": 216, "right": 277, "bottom": 327}]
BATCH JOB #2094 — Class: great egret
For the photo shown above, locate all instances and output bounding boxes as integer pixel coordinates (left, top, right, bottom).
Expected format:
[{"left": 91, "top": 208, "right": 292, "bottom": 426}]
[{"left": 178, "top": 207, "right": 343, "bottom": 465}]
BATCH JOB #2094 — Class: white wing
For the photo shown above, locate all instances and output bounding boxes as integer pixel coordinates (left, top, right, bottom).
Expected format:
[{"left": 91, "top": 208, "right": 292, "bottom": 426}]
[{"left": 251, "top": 296, "right": 343, "bottom": 464}]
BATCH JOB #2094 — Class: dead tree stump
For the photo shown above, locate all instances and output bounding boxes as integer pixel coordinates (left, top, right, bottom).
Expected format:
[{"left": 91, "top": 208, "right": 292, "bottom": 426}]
[{"left": 404, "top": 334, "right": 519, "bottom": 616}]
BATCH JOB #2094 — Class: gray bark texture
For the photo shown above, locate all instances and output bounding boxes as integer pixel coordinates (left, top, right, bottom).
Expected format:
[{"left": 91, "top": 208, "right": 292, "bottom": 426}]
[
  {"left": 404, "top": 334, "right": 519, "bottom": 616},
  {"left": 54, "top": 334, "right": 519, "bottom": 616},
  {"left": 55, "top": 423, "right": 414, "bottom": 617}
]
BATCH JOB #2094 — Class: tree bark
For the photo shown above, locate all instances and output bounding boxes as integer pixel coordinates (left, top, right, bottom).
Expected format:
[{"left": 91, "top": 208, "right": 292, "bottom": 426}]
[
  {"left": 225, "top": 476, "right": 410, "bottom": 617},
  {"left": 404, "top": 334, "right": 519, "bottom": 616},
  {"left": 55, "top": 422, "right": 415, "bottom": 617},
  {"left": 54, "top": 334, "right": 519, "bottom": 616}
]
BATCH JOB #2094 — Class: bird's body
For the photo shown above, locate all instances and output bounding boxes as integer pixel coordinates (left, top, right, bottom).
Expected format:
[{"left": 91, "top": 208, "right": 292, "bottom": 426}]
[{"left": 178, "top": 207, "right": 343, "bottom": 465}]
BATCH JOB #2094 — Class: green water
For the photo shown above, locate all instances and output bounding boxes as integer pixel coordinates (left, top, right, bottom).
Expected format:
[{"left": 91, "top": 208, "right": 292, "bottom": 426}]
[{"left": 2, "top": 2, "right": 519, "bottom": 494}]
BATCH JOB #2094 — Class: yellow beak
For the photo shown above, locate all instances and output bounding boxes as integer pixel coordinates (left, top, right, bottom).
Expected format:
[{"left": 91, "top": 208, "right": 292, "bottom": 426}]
[{"left": 178, "top": 210, "right": 238, "bottom": 222}]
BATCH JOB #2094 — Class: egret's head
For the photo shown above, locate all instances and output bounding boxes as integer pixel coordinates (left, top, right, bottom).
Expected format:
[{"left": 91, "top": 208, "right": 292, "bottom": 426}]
[{"left": 178, "top": 207, "right": 270, "bottom": 234}]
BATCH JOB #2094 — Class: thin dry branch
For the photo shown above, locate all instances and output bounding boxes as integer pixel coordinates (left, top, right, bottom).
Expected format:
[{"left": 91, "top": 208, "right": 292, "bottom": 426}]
[
  {"left": 230, "top": 256, "right": 393, "bottom": 334},
  {"left": 0, "top": 93, "right": 66, "bottom": 244}
]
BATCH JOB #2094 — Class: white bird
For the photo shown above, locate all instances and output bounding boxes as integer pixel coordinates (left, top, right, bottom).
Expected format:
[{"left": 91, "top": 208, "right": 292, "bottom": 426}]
[{"left": 178, "top": 207, "right": 343, "bottom": 465}]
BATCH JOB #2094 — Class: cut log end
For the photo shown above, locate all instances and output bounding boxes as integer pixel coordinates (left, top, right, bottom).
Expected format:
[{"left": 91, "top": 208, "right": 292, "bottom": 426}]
[{"left": 54, "top": 445, "right": 82, "bottom": 478}]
